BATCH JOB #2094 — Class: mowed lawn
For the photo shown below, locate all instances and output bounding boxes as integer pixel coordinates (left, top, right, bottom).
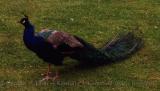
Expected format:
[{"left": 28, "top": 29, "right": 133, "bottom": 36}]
[{"left": 0, "top": 0, "right": 160, "bottom": 91}]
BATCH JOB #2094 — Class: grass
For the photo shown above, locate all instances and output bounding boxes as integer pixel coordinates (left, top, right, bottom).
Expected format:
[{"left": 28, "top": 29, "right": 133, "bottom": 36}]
[{"left": 0, "top": 0, "right": 160, "bottom": 91}]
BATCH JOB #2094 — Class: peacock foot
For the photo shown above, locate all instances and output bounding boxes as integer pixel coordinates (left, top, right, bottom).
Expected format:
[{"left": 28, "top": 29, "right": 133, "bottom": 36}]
[
  {"left": 40, "top": 72, "right": 60, "bottom": 82},
  {"left": 41, "top": 75, "right": 54, "bottom": 81},
  {"left": 41, "top": 72, "right": 53, "bottom": 77}
]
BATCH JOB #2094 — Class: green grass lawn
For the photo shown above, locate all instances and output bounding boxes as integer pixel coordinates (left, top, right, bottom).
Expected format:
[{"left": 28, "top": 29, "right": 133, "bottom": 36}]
[{"left": 0, "top": 0, "right": 160, "bottom": 91}]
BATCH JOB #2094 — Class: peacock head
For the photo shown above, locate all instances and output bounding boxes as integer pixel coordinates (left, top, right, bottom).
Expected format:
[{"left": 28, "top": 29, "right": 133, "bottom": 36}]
[{"left": 19, "top": 15, "right": 29, "bottom": 26}]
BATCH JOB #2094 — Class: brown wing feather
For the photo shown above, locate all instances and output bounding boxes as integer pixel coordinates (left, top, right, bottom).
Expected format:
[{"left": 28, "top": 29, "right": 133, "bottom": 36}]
[{"left": 47, "top": 31, "right": 83, "bottom": 48}]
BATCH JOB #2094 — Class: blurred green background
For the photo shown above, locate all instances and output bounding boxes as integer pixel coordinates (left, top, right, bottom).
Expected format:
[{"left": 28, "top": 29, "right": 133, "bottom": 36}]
[{"left": 0, "top": 0, "right": 159, "bottom": 91}]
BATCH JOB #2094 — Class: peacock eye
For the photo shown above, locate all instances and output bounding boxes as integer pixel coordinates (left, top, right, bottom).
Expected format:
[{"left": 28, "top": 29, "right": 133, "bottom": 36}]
[{"left": 22, "top": 20, "right": 26, "bottom": 24}]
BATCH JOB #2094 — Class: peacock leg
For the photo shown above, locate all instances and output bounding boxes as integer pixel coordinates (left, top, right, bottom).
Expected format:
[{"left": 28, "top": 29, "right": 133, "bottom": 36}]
[
  {"left": 41, "top": 64, "right": 54, "bottom": 81},
  {"left": 41, "top": 64, "right": 60, "bottom": 81},
  {"left": 47, "top": 64, "right": 52, "bottom": 76}
]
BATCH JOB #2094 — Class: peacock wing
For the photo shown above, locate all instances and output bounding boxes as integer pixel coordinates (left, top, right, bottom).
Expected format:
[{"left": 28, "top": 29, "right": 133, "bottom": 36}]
[{"left": 64, "top": 35, "right": 84, "bottom": 48}]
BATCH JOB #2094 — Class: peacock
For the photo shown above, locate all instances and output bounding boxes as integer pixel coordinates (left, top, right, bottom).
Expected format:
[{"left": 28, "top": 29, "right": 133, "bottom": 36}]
[{"left": 19, "top": 16, "right": 143, "bottom": 81}]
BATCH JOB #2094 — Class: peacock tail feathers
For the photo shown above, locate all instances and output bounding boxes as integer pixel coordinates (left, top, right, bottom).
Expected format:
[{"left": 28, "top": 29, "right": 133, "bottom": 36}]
[
  {"left": 71, "top": 29, "right": 143, "bottom": 65},
  {"left": 102, "top": 31, "right": 143, "bottom": 61}
]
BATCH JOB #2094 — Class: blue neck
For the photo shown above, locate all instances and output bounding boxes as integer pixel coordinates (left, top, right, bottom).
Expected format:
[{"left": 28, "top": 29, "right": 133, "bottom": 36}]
[
  {"left": 24, "top": 22, "right": 34, "bottom": 35},
  {"left": 23, "top": 21, "right": 36, "bottom": 48}
]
